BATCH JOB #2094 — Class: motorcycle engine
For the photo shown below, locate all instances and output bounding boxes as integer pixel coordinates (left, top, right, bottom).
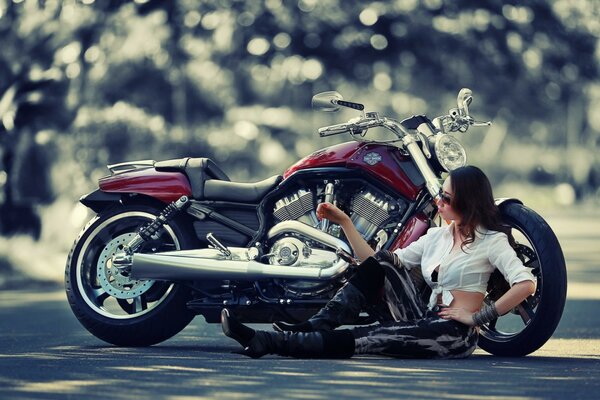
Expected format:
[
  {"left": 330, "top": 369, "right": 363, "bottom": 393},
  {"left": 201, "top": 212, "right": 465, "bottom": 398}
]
[
  {"left": 349, "top": 190, "right": 393, "bottom": 241},
  {"left": 272, "top": 188, "right": 394, "bottom": 242},
  {"left": 273, "top": 189, "right": 319, "bottom": 227},
  {"left": 269, "top": 187, "right": 396, "bottom": 297},
  {"left": 271, "top": 189, "right": 339, "bottom": 296}
]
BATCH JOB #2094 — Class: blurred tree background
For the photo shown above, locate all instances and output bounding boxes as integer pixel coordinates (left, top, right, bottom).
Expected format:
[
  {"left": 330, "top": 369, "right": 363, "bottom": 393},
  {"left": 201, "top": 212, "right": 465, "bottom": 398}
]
[{"left": 0, "top": 0, "right": 599, "bottom": 283}]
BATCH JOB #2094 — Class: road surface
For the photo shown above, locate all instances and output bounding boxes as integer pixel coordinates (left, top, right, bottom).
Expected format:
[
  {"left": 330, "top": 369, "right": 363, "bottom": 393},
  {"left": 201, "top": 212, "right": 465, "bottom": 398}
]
[{"left": 0, "top": 211, "right": 598, "bottom": 399}]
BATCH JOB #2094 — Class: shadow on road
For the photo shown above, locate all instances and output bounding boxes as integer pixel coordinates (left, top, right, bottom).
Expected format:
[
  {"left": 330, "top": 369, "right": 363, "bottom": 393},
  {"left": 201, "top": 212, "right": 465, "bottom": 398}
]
[{"left": 0, "top": 340, "right": 598, "bottom": 399}]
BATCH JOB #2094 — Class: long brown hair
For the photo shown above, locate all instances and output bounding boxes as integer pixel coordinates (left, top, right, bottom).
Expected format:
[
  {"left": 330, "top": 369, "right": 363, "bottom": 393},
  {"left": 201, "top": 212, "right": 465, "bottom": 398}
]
[{"left": 448, "top": 166, "right": 514, "bottom": 250}]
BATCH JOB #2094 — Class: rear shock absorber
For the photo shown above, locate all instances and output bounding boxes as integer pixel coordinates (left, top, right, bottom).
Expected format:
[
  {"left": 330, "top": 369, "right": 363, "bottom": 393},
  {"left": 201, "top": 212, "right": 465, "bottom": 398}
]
[{"left": 113, "top": 196, "right": 190, "bottom": 270}]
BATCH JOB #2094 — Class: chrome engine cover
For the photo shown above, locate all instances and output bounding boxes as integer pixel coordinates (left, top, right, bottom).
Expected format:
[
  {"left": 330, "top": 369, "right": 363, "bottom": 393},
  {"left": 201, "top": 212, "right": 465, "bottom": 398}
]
[
  {"left": 269, "top": 237, "right": 338, "bottom": 269},
  {"left": 268, "top": 234, "right": 340, "bottom": 296},
  {"left": 269, "top": 237, "right": 306, "bottom": 266}
]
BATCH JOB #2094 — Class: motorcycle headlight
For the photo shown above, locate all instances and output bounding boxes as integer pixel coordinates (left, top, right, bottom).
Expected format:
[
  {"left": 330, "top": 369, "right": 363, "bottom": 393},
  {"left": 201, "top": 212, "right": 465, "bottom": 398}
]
[{"left": 433, "top": 135, "right": 467, "bottom": 172}]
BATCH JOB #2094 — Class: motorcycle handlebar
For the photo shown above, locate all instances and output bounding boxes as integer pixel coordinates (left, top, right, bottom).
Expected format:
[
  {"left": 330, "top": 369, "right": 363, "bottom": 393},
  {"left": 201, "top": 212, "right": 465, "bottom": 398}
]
[
  {"left": 318, "top": 120, "right": 366, "bottom": 137},
  {"left": 318, "top": 117, "right": 409, "bottom": 139},
  {"left": 318, "top": 122, "right": 352, "bottom": 137},
  {"left": 317, "top": 88, "right": 491, "bottom": 138}
]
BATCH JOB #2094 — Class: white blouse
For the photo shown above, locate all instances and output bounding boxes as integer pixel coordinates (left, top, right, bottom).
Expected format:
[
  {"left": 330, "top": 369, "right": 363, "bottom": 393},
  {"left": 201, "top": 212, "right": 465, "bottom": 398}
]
[{"left": 393, "top": 222, "right": 537, "bottom": 309}]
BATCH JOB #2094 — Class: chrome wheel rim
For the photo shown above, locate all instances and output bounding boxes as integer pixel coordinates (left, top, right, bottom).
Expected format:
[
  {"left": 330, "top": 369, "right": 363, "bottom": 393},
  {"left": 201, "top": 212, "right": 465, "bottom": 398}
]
[
  {"left": 76, "top": 211, "right": 180, "bottom": 320},
  {"left": 480, "top": 225, "right": 542, "bottom": 342}
]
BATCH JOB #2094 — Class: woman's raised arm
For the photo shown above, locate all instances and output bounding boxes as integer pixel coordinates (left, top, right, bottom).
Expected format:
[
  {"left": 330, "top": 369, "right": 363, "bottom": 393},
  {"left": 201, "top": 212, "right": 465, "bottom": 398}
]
[{"left": 316, "top": 202, "right": 375, "bottom": 261}]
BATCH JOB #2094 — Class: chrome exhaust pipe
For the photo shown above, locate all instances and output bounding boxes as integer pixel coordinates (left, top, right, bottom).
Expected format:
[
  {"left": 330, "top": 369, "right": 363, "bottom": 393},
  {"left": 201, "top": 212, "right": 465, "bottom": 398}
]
[
  {"left": 130, "top": 220, "right": 352, "bottom": 281},
  {"left": 131, "top": 254, "right": 348, "bottom": 281}
]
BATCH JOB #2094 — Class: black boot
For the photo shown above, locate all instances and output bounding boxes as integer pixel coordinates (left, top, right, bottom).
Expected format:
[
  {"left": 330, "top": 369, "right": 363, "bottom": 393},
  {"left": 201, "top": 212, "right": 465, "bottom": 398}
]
[
  {"left": 273, "top": 257, "right": 386, "bottom": 333},
  {"left": 220, "top": 308, "right": 256, "bottom": 347},
  {"left": 222, "top": 309, "right": 355, "bottom": 359}
]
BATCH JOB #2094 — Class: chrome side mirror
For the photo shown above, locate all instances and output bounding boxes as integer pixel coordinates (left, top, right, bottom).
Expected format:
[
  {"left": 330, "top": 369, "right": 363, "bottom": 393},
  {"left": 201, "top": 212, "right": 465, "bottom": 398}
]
[{"left": 312, "top": 91, "right": 343, "bottom": 112}]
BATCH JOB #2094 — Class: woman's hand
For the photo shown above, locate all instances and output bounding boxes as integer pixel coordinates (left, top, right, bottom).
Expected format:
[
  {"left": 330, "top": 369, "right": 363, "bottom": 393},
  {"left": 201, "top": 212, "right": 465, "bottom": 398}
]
[
  {"left": 316, "top": 202, "right": 350, "bottom": 226},
  {"left": 437, "top": 307, "right": 476, "bottom": 326}
]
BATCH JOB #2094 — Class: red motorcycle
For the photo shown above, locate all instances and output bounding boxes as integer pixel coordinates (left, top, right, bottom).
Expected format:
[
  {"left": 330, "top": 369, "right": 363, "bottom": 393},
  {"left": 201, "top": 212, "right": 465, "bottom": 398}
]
[{"left": 65, "top": 89, "right": 567, "bottom": 356}]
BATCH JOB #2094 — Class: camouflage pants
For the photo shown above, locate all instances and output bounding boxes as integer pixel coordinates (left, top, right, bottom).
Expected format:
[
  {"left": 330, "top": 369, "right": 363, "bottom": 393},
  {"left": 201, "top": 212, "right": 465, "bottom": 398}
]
[{"left": 350, "top": 262, "right": 479, "bottom": 359}]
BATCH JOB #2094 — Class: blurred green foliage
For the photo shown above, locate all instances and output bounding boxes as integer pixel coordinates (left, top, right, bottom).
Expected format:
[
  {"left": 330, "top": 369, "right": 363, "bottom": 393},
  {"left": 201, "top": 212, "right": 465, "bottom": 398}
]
[{"left": 1, "top": 0, "right": 599, "bottom": 208}]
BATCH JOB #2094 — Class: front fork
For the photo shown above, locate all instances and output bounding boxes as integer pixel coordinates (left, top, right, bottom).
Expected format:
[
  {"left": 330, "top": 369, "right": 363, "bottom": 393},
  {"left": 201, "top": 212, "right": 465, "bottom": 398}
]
[
  {"left": 112, "top": 196, "right": 190, "bottom": 270},
  {"left": 402, "top": 133, "right": 443, "bottom": 201}
]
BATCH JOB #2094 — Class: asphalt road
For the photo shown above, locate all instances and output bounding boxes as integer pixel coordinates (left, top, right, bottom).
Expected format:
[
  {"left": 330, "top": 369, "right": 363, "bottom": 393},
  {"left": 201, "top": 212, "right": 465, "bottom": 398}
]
[{"left": 1, "top": 211, "right": 599, "bottom": 400}]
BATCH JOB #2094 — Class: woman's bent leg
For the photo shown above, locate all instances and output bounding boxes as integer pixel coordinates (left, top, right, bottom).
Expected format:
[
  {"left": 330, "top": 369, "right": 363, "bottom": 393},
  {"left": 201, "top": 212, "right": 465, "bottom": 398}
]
[
  {"left": 273, "top": 257, "right": 387, "bottom": 332},
  {"left": 273, "top": 257, "right": 429, "bottom": 334}
]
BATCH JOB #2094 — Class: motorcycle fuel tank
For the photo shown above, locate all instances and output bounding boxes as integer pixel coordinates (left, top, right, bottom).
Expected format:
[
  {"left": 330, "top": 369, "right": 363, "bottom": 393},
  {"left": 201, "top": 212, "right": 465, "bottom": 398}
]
[
  {"left": 284, "top": 142, "right": 365, "bottom": 177},
  {"left": 283, "top": 141, "right": 425, "bottom": 200},
  {"left": 99, "top": 167, "right": 193, "bottom": 203}
]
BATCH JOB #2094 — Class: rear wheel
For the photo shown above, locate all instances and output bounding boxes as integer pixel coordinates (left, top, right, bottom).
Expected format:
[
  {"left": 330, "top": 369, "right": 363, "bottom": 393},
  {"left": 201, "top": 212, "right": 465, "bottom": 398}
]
[
  {"left": 65, "top": 204, "right": 196, "bottom": 346},
  {"left": 478, "top": 202, "right": 567, "bottom": 356}
]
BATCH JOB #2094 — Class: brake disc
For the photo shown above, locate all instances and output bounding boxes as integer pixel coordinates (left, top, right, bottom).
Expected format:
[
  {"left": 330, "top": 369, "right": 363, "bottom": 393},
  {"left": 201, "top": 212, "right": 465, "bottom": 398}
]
[{"left": 96, "top": 233, "right": 154, "bottom": 299}]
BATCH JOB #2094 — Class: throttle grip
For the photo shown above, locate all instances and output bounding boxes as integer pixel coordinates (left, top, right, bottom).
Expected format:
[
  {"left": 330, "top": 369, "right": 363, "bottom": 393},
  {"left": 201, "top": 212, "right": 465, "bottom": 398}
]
[
  {"left": 336, "top": 100, "right": 364, "bottom": 111},
  {"left": 318, "top": 123, "right": 350, "bottom": 137}
]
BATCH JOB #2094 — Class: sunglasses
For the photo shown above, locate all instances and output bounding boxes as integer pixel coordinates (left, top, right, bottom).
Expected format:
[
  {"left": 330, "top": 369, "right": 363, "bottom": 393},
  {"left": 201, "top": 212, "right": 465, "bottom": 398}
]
[{"left": 438, "top": 188, "right": 452, "bottom": 204}]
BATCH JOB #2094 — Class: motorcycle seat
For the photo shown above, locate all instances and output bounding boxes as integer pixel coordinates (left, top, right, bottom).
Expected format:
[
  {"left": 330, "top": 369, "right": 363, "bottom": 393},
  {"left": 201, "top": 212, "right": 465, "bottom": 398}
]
[
  {"left": 204, "top": 175, "right": 283, "bottom": 203},
  {"left": 155, "top": 157, "right": 231, "bottom": 199}
]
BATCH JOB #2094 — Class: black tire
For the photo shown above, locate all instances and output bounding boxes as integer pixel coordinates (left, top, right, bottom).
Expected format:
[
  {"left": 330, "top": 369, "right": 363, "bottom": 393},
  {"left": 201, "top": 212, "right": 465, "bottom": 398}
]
[
  {"left": 65, "top": 204, "right": 196, "bottom": 346},
  {"left": 478, "top": 202, "right": 567, "bottom": 356}
]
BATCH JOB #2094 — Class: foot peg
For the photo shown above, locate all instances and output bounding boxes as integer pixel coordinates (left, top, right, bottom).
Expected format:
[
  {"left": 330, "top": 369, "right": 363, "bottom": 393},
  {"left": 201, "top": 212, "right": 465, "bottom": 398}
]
[{"left": 207, "top": 233, "right": 231, "bottom": 257}]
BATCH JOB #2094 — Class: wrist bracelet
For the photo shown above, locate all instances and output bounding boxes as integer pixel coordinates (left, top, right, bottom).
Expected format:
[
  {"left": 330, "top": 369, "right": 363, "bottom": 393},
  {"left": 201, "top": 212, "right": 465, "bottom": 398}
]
[{"left": 472, "top": 301, "right": 499, "bottom": 326}]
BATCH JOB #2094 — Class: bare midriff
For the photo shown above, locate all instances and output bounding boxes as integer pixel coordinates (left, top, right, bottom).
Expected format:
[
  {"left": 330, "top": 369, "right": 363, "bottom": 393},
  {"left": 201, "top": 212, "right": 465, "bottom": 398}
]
[{"left": 438, "top": 290, "right": 485, "bottom": 313}]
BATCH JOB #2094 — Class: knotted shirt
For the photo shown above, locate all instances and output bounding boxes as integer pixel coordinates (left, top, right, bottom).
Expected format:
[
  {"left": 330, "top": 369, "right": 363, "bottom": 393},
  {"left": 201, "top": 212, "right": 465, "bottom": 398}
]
[{"left": 393, "top": 222, "right": 536, "bottom": 309}]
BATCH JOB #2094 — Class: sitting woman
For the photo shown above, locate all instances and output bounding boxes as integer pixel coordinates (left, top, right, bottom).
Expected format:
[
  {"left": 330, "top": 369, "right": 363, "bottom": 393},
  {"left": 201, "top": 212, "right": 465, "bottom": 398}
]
[{"left": 221, "top": 165, "right": 537, "bottom": 359}]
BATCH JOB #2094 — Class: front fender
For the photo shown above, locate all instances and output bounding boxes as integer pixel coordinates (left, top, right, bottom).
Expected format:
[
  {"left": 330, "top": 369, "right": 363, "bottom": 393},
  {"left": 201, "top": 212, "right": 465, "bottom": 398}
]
[{"left": 495, "top": 197, "right": 524, "bottom": 210}]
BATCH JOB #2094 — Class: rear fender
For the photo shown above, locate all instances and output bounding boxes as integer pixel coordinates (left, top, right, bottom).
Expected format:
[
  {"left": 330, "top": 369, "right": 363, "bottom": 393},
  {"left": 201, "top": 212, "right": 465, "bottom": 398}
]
[
  {"left": 98, "top": 168, "right": 192, "bottom": 203},
  {"left": 79, "top": 190, "right": 171, "bottom": 213},
  {"left": 79, "top": 189, "right": 122, "bottom": 213}
]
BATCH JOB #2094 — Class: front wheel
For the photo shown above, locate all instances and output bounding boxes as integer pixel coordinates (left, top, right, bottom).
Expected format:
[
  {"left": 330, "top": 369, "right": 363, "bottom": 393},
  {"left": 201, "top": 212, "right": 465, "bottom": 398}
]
[
  {"left": 65, "top": 204, "right": 196, "bottom": 346},
  {"left": 478, "top": 202, "right": 567, "bottom": 356}
]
